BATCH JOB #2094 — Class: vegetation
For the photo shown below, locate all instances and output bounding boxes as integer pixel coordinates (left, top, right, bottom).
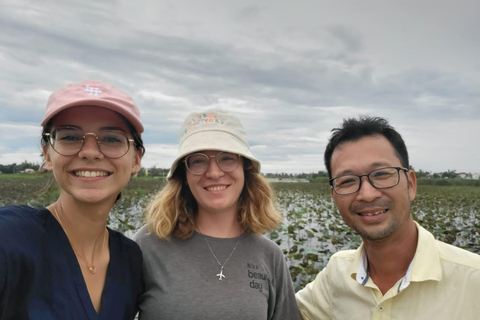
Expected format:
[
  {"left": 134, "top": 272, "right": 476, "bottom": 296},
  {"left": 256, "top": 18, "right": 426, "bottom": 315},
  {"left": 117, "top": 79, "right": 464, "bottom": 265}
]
[
  {"left": 0, "top": 161, "right": 41, "bottom": 174},
  {"left": 269, "top": 182, "right": 480, "bottom": 290},
  {"left": 1, "top": 174, "right": 479, "bottom": 291},
  {"left": 417, "top": 178, "right": 480, "bottom": 187}
]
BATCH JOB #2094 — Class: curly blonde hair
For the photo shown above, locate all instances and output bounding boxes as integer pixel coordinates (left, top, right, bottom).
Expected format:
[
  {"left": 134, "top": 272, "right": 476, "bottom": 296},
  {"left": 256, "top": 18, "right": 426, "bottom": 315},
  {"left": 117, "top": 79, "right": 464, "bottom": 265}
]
[{"left": 145, "top": 158, "right": 282, "bottom": 239}]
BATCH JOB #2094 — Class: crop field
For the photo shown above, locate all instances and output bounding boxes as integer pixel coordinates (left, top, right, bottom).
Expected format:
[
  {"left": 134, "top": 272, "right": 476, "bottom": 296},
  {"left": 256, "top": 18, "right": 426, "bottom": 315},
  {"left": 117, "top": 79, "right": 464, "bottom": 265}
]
[{"left": 1, "top": 174, "right": 479, "bottom": 291}]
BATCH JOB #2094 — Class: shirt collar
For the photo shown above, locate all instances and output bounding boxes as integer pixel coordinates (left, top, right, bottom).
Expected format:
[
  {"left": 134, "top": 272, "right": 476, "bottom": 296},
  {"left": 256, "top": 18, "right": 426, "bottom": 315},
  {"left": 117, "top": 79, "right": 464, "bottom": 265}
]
[
  {"left": 351, "top": 221, "right": 442, "bottom": 292},
  {"left": 410, "top": 221, "right": 442, "bottom": 282}
]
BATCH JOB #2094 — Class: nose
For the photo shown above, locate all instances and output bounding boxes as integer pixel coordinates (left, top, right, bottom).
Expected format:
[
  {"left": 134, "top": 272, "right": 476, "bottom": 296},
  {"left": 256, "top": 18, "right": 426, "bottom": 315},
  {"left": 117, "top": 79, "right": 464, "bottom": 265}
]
[
  {"left": 355, "top": 176, "right": 382, "bottom": 202},
  {"left": 204, "top": 157, "right": 224, "bottom": 179},
  {"left": 77, "top": 134, "right": 104, "bottom": 160}
]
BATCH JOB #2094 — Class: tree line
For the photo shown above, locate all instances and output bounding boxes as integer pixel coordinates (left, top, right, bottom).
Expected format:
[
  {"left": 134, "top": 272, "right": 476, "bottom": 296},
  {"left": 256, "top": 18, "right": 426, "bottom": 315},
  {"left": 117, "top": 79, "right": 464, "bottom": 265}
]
[{"left": 0, "top": 162, "right": 474, "bottom": 181}]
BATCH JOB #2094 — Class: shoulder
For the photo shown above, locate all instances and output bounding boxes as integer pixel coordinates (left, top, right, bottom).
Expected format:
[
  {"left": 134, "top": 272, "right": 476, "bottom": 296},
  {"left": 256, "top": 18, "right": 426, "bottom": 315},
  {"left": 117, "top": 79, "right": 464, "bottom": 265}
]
[
  {"left": 329, "top": 249, "right": 358, "bottom": 262},
  {"left": 246, "top": 234, "right": 284, "bottom": 256},
  {"left": 134, "top": 224, "right": 163, "bottom": 248},
  {"left": 242, "top": 234, "right": 291, "bottom": 272},
  {"left": 0, "top": 205, "right": 48, "bottom": 236},
  {"left": 314, "top": 249, "right": 359, "bottom": 281},
  {"left": 133, "top": 224, "right": 180, "bottom": 256},
  {"left": 435, "top": 239, "right": 480, "bottom": 271},
  {"left": 133, "top": 224, "right": 150, "bottom": 243},
  {"left": 109, "top": 228, "right": 142, "bottom": 259},
  {"left": 0, "top": 205, "right": 46, "bottom": 220}
]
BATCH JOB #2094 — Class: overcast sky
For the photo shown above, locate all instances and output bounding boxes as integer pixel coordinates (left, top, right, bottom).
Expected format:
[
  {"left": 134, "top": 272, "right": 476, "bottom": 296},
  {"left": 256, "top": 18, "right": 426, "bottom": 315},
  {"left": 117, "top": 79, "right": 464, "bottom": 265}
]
[{"left": 1, "top": 0, "right": 479, "bottom": 174}]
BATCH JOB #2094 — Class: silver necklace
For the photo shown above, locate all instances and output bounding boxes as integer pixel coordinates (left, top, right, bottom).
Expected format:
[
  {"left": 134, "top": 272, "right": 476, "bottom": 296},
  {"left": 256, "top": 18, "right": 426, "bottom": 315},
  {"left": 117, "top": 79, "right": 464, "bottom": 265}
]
[{"left": 198, "top": 229, "right": 241, "bottom": 281}]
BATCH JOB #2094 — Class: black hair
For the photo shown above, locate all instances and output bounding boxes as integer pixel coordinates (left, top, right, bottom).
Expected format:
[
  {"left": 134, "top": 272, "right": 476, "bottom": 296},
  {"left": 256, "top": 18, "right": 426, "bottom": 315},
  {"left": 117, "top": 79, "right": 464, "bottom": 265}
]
[{"left": 324, "top": 116, "right": 409, "bottom": 178}]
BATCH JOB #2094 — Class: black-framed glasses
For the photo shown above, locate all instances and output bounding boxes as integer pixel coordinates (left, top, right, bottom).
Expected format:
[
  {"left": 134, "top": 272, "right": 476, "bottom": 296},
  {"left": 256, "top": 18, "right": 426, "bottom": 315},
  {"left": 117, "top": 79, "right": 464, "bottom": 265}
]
[
  {"left": 330, "top": 167, "right": 409, "bottom": 195},
  {"left": 45, "top": 126, "right": 134, "bottom": 159},
  {"left": 184, "top": 152, "right": 240, "bottom": 175}
]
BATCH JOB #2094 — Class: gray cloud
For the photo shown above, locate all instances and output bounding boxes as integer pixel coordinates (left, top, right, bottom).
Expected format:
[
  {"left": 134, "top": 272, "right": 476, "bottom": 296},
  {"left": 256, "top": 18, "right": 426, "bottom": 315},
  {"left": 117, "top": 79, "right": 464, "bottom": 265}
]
[{"left": 0, "top": 0, "right": 479, "bottom": 173}]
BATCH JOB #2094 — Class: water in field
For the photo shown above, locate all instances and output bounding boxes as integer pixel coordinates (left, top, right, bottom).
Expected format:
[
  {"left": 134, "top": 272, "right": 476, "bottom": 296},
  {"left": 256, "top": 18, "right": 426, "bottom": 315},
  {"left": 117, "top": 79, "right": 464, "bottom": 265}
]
[
  {"left": 110, "top": 181, "right": 480, "bottom": 290},
  {"left": 1, "top": 176, "right": 479, "bottom": 291}
]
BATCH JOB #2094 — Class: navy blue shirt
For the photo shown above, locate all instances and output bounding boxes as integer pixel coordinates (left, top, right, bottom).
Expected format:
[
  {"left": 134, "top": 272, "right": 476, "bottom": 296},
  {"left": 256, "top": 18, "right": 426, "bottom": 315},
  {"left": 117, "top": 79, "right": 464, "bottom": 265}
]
[{"left": 0, "top": 205, "right": 143, "bottom": 320}]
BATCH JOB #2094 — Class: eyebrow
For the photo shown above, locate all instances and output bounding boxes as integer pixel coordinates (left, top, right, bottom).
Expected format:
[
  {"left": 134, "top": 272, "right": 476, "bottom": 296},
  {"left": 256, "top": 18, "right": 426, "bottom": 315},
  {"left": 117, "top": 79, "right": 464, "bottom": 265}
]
[
  {"left": 54, "top": 125, "right": 126, "bottom": 132},
  {"left": 99, "top": 126, "right": 127, "bottom": 132},
  {"left": 335, "top": 162, "right": 394, "bottom": 177}
]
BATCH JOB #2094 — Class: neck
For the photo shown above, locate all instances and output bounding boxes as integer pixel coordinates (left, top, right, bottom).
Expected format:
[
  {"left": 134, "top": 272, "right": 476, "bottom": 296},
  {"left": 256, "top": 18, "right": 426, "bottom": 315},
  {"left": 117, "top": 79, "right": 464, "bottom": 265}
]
[
  {"left": 195, "top": 207, "right": 244, "bottom": 238},
  {"left": 363, "top": 219, "right": 418, "bottom": 294},
  {"left": 50, "top": 194, "right": 110, "bottom": 252}
]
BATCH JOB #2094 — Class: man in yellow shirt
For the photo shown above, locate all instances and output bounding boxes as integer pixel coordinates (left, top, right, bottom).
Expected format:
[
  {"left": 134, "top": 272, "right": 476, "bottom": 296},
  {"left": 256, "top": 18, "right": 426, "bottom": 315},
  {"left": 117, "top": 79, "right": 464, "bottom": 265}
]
[{"left": 296, "top": 116, "right": 480, "bottom": 320}]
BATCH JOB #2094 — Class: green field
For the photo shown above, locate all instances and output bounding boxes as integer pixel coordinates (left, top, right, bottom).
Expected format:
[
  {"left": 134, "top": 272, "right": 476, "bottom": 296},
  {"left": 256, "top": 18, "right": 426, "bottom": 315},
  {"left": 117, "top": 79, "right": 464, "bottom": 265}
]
[{"left": 1, "top": 174, "right": 479, "bottom": 290}]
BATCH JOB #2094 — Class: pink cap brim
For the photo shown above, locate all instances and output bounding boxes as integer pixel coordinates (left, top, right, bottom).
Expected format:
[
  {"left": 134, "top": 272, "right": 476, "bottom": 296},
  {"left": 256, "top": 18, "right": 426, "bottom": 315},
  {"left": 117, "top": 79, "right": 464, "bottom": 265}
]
[{"left": 41, "top": 98, "right": 144, "bottom": 133}]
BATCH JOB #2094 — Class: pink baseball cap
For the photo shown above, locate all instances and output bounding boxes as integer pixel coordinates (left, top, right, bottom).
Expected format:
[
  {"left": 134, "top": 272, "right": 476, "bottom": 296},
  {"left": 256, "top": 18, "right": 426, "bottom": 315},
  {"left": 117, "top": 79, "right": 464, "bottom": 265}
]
[{"left": 41, "top": 80, "right": 144, "bottom": 133}]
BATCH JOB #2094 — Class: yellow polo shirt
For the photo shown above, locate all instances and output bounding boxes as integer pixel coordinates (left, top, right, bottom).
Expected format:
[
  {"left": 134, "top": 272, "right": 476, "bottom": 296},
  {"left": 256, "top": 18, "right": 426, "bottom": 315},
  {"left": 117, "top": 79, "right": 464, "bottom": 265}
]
[{"left": 296, "top": 222, "right": 480, "bottom": 320}]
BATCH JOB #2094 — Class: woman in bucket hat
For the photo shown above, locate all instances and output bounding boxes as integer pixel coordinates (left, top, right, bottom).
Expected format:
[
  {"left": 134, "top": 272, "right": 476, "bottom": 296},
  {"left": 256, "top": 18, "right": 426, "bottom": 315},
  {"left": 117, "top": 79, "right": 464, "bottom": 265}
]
[
  {"left": 135, "top": 110, "right": 300, "bottom": 319},
  {"left": 0, "top": 80, "right": 145, "bottom": 319}
]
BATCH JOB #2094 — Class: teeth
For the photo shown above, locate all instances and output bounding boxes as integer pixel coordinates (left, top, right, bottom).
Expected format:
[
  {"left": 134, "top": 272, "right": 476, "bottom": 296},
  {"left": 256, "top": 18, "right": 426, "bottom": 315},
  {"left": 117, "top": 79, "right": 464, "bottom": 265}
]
[
  {"left": 206, "top": 186, "right": 227, "bottom": 191},
  {"left": 74, "top": 171, "right": 109, "bottom": 178},
  {"left": 361, "top": 210, "right": 386, "bottom": 216}
]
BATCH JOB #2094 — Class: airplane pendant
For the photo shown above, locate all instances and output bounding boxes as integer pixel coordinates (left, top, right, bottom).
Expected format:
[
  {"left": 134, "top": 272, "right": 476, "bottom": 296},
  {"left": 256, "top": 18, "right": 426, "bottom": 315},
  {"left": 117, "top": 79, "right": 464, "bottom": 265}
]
[{"left": 216, "top": 267, "right": 226, "bottom": 280}]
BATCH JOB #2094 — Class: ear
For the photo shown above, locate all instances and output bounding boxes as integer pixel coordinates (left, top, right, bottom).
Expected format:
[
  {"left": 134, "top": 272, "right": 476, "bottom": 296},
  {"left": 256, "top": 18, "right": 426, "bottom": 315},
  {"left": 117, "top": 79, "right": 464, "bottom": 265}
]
[
  {"left": 406, "top": 169, "right": 417, "bottom": 201},
  {"left": 42, "top": 145, "right": 53, "bottom": 172},
  {"left": 131, "top": 151, "right": 142, "bottom": 175}
]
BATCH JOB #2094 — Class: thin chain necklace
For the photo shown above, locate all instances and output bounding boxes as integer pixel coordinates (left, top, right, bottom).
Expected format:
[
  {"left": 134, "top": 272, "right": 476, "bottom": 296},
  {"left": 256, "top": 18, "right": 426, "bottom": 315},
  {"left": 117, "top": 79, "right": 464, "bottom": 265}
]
[
  {"left": 197, "top": 227, "right": 241, "bottom": 281},
  {"left": 53, "top": 205, "right": 107, "bottom": 275}
]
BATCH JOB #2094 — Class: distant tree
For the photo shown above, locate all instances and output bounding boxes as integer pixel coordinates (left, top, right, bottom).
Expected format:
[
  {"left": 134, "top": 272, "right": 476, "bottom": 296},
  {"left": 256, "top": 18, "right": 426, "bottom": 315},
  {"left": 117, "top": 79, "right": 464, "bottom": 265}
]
[
  {"left": 0, "top": 161, "right": 41, "bottom": 174},
  {"left": 17, "top": 161, "right": 40, "bottom": 171},
  {"left": 416, "top": 169, "right": 431, "bottom": 178},
  {"left": 441, "top": 170, "right": 457, "bottom": 179},
  {"left": 0, "top": 163, "right": 17, "bottom": 174},
  {"left": 137, "top": 167, "right": 147, "bottom": 177},
  {"left": 145, "top": 166, "right": 169, "bottom": 178}
]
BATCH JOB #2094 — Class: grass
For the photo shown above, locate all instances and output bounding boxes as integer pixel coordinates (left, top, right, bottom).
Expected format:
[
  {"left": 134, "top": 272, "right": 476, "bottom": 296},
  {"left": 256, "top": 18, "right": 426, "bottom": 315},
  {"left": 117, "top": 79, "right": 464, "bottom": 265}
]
[{"left": 1, "top": 175, "right": 479, "bottom": 291}]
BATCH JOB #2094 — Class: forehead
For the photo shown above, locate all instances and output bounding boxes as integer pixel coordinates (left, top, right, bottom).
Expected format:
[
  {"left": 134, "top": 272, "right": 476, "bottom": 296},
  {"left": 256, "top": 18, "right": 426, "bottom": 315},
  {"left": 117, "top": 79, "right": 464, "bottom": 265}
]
[
  {"left": 330, "top": 135, "right": 402, "bottom": 176},
  {"left": 50, "top": 106, "right": 129, "bottom": 131},
  {"left": 190, "top": 150, "right": 229, "bottom": 156}
]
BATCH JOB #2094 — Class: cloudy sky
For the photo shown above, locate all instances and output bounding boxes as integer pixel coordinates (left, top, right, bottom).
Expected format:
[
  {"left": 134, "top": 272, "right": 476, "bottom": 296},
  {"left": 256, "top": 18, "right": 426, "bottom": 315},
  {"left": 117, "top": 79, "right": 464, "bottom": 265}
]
[{"left": 1, "top": 0, "right": 479, "bottom": 174}]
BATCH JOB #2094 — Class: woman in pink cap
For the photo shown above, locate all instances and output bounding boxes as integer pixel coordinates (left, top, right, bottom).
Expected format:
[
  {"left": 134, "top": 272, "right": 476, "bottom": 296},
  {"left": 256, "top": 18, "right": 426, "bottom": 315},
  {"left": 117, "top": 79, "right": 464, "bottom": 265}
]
[
  {"left": 135, "top": 110, "right": 300, "bottom": 319},
  {"left": 0, "top": 80, "right": 145, "bottom": 319}
]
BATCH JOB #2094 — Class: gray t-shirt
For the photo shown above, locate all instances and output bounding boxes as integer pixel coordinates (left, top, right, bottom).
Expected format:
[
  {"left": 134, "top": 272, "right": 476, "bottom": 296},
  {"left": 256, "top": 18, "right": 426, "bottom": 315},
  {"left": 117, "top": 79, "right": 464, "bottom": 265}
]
[{"left": 134, "top": 225, "right": 300, "bottom": 320}]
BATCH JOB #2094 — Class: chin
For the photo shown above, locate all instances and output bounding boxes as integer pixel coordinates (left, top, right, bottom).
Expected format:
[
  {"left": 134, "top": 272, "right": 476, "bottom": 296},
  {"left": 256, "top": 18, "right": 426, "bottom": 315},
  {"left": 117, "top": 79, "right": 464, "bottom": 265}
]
[{"left": 73, "top": 191, "right": 117, "bottom": 204}]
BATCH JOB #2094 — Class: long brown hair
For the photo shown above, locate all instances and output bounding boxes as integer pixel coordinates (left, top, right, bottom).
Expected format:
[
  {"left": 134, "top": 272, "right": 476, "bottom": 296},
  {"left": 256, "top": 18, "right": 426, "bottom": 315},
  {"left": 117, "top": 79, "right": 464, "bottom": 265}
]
[{"left": 145, "top": 158, "right": 282, "bottom": 239}]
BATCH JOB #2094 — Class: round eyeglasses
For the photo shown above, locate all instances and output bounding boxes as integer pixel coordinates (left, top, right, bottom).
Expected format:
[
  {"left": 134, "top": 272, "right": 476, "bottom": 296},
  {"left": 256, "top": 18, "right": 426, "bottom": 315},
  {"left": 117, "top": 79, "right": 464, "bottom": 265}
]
[
  {"left": 330, "top": 167, "right": 409, "bottom": 195},
  {"left": 45, "top": 127, "right": 135, "bottom": 159},
  {"left": 184, "top": 152, "right": 240, "bottom": 175}
]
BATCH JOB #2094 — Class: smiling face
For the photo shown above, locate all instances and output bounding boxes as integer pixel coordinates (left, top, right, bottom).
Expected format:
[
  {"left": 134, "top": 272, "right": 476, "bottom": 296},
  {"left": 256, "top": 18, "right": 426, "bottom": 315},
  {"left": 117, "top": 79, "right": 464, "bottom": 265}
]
[
  {"left": 330, "top": 135, "right": 417, "bottom": 241},
  {"left": 43, "top": 106, "right": 141, "bottom": 205},
  {"left": 186, "top": 150, "right": 245, "bottom": 216}
]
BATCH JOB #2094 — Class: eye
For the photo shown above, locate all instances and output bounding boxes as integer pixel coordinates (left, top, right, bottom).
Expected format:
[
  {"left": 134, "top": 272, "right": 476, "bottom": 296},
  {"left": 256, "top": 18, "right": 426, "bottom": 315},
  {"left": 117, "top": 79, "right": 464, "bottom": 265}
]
[
  {"left": 187, "top": 155, "right": 208, "bottom": 166},
  {"left": 191, "top": 158, "right": 207, "bottom": 165},
  {"left": 99, "top": 131, "right": 126, "bottom": 144},
  {"left": 218, "top": 153, "right": 237, "bottom": 162},
  {"left": 60, "top": 135, "right": 81, "bottom": 142},
  {"left": 371, "top": 169, "right": 395, "bottom": 179},
  {"left": 54, "top": 129, "right": 82, "bottom": 142},
  {"left": 336, "top": 176, "right": 357, "bottom": 187},
  {"left": 102, "top": 135, "right": 122, "bottom": 144}
]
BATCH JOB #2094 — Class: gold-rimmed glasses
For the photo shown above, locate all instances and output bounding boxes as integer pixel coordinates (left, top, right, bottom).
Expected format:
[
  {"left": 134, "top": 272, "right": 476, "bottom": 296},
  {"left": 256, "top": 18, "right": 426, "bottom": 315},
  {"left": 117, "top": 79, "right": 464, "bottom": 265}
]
[
  {"left": 184, "top": 152, "right": 240, "bottom": 175},
  {"left": 45, "top": 126, "right": 134, "bottom": 159}
]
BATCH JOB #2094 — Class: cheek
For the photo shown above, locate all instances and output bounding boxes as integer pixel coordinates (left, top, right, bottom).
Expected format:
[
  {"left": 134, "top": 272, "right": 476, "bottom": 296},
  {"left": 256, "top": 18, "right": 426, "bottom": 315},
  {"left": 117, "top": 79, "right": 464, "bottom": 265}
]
[
  {"left": 48, "top": 153, "right": 67, "bottom": 172},
  {"left": 333, "top": 194, "right": 353, "bottom": 212},
  {"left": 237, "top": 170, "right": 245, "bottom": 186},
  {"left": 186, "top": 172, "right": 195, "bottom": 186}
]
